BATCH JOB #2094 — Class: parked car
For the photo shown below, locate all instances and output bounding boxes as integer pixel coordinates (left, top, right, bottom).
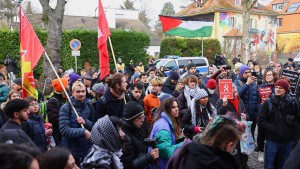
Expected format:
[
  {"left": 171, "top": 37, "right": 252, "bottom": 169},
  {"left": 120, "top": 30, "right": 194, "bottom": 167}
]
[{"left": 154, "top": 56, "right": 209, "bottom": 76}]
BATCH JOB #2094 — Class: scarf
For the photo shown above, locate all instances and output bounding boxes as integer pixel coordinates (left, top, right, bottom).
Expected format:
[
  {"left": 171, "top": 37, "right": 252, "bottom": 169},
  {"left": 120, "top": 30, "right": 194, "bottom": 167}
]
[
  {"left": 110, "top": 88, "right": 125, "bottom": 100},
  {"left": 82, "top": 115, "right": 124, "bottom": 168},
  {"left": 184, "top": 85, "right": 201, "bottom": 108},
  {"left": 190, "top": 98, "right": 217, "bottom": 126},
  {"left": 228, "top": 98, "right": 240, "bottom": 115}
]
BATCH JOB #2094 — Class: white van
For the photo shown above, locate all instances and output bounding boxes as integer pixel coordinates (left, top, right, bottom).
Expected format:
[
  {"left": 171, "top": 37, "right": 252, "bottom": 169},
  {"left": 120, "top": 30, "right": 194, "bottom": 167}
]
[{"left": 154, "top": 56, "right": 209, "bottom": 76}]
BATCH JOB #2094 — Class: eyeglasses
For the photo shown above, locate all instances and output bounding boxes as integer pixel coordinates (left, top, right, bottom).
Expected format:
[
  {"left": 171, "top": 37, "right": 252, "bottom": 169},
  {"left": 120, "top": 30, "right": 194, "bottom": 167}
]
[{"left": 30, "top": 103, "right": 38, "bottom": 106}]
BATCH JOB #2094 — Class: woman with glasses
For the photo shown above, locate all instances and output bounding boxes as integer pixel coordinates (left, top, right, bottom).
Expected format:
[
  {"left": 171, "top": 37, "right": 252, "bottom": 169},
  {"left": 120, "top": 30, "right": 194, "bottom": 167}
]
[
  {"left": 121, "top": 101, "right": 158, "bottom": 169},
  {"left": 183, "top": 115, "right": 243, "bottom": 169},
  {"left": 149, "top": 97, "right": 183, "bottom": 169}
]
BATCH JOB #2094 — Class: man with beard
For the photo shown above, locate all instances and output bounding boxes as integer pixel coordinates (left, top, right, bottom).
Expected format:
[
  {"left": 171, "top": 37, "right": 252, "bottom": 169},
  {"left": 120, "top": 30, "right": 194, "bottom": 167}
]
[
  {"left": 127, "top": 83, "right": 144, "bottom": 108},
  {"left": 1, "top": 99, "right": 29, "bottom": 130},
  {"left": 162, "top": 71, "right": 180, "bottom": 95},
  {"left": 138, "top": 73, "right": 149, "bottom": 91},
  {"left": 95, "top": 73, "right": 128, "bottom": 119}
]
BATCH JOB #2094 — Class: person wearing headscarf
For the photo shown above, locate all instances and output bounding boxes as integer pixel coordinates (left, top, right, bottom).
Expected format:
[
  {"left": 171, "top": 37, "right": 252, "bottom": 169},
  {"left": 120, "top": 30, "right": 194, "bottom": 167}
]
[
  {"left": 180, "top": 89, "right": 217, "bottom": 139},
  {"left": 81, "top": 115, "right": 125, "bottom": 169}
]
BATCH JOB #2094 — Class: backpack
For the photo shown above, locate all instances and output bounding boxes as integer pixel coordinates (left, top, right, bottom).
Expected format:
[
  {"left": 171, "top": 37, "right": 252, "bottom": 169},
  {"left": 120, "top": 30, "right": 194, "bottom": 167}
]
[{"left": 39, "top": 97, "right": 59, "bottom": 123}]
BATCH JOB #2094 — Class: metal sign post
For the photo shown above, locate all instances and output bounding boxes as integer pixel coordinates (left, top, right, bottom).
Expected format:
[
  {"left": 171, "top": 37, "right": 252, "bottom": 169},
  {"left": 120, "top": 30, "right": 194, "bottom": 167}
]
[{"left": 70, "top": 39, "right": 81, "bottom": 73}]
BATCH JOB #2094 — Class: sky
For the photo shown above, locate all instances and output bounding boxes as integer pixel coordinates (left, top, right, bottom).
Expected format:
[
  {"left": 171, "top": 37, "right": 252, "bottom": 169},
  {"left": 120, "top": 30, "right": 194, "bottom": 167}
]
[{"left": 26, "top": 0, "right": 191, "bottom": 27}]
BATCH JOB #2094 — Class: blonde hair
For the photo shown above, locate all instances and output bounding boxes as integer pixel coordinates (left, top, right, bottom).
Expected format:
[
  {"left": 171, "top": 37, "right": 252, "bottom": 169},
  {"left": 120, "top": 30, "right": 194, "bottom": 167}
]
[
  {"left": 151, "top": 77, "right": 163, "bottom": 86},
  {"left": 72, "top": 81, "right": 86, "bottom": 91}
]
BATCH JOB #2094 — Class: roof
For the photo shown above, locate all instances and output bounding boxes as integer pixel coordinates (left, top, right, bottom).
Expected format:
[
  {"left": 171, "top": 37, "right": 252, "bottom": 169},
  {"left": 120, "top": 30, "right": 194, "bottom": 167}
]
[
  {"left": 268, "top": 0, "right": 300, "bottom": 14},
  {"left": 223, "top": 28, "right": 243, "bottom": 37},
  {"left": 177, "top": 0, "right": 278, "bottom": 16}
]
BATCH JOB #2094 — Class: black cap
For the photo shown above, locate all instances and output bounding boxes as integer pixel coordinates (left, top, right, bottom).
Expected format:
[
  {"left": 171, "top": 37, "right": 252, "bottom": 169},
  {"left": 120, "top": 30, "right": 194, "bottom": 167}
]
[
  {"left": 288, "top": 58, "right": 294, "bottom": 62},
  {"left": 13, "top": 77, "right": 22, "bottom": 85},
  {"left": 123, "top": 101, "right": 144, "bottom": 121},
  {"left": 187, "top": 63, "right": 196, "bottom": 70}
]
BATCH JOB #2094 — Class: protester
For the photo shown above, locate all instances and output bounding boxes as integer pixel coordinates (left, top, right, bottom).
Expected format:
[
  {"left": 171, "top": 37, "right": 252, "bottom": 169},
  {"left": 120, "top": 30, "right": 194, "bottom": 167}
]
[
  {"left": 177, "top": 75, "right": 201, "bottom": 118},
  {"left": 47, "top": 78, "right": 68, "bottom": 145},
  {"left": 0, "top": 76, "right": 10, "bottom": 105},
  {"left": 149, "top": 97, "right": 183, "bottom": 169},
  {"left": 40, "top": 147, "right": 79, "bottom": 169},
  {"left": 180, "top": 62, "right": 202, "bottom": 79},
  {"left": 84, "top": 59, "right": 93, "bottom": 77},
  {"left": 258, "top": 79, "right": 300, "bottom": 169},
  {"left": 146, "top": 68, "right": 156, "bottom": 84},
  {"left": 59, "top": 81, "right": 94, "bottom": 165},
  {"left": 83, "top": 76, "right": 94, "bottom": 101},
  {"left": 116, "top": 58, "right": 126, "bottom": 73},
  {"left": 0, "top": 89, "right": 21, "bottom": 124},
  {"left": 1, "top": 99, "right": 29, "bottom": 130},
  {"left": 205, "top": 79, "right": 219, "bottom": 106},
  {"left": 127, "top": 59, "right": 135, "bottom": 80},
  {"left": 95, "top": 73, "right": 127, "bottom": 119},
  {"left": 11, "top": 77, "right": 22, "bottom": 94},
  {"left": 91, "top": 83, "right": 105, "bottom": 104},
  {"left": 0, "top": 129, "right": 36, "bottom": 146},
  {"left": 171, "top": 79, "right": 184, "bottom": 98},
  {"left": 183, "top": 116, "right": 242, "bottom": 169},
  {"left": 22, "top": 96, "right": 49, "bottom": 153},
  {"left": 127, "top": 83, "right": 145, "bottom": 108},
  {"left": 181, "top": 89, "right": 217, "bottom": 139},
  {"left": 283, "top": 140, "right": 300, "bottom": 169},
  {"left": 121, "top": 102, "right": 157, "bottom": 169},
  {"left": 283, "top": 57, "right": 295, "bottom": 69},
  {"left": 0, "top": 144, "right": 41, "bottom": 169},
  {"left": 162, "top": 71, "right": 179, "bottom": 95},
  {"left": 81, "top": 115, "right": 125, "bottom": 169},
  {"left": 135, "top": 60, "right": 145, "bottom": 73},
  {"left": 68, "top": 73, "right": 81, "bottom": 92},
  {"left": 138, "top": 73, "right": 149, "bottom": 91}
]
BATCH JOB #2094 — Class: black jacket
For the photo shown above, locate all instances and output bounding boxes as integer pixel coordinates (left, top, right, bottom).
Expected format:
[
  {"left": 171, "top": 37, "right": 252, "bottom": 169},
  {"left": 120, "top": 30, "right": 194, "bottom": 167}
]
[
  {"left": 162, "top": 77, "right": 176, "bottom": 95},
  {"left": 258, "top": 94, "right": 300, "bottom": 142},
  {"left": 215, "top": 98, "right": 246, "bottom": 121},
  {"left": 184, "top": 142, "right": 239, "bottom": 169},
  {"left": 1, "top": 120, "right": 21, "bottom": 130},
  {"left": 121, "top": 120, "right": 152, "bottom": 169},
  {"left": 127, "top": 93, "right": 144, "bottom": 109},
  {"left": 283, "top": 140, "right": 300, "bottom": 169}
]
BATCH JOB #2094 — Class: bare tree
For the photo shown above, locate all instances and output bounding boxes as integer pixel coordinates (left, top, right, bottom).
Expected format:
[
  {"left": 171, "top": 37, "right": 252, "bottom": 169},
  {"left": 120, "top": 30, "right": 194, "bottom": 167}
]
[
  {"left": 138, "top": 9, "right": 150, "bottom": 28},
  {"left": 160, "top": 2, "right": 175, "bottom": 16},
  {"left": 39, "top": 0, "right": 66, "bottom": 79},
  {"left": 120, "top": 0, "right": 134, "bottom": 9},
  {"left": 0, "top": 0, "right": 19, "bottom": 23},
  {"left": 242, "top": 0, "right": 258, "bottom": 62}
]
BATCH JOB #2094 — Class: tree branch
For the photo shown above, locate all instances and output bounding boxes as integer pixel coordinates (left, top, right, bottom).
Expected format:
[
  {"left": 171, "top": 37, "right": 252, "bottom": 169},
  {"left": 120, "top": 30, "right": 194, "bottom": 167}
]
[
  {"left": 249, "top": 0, "right": 258, "bottom": 9},
  {"left": 39, "top": 0, "right": 53, "bottom": 16},
  {"left": 55, "top": 0, "right": 66, "bottom": 17}
]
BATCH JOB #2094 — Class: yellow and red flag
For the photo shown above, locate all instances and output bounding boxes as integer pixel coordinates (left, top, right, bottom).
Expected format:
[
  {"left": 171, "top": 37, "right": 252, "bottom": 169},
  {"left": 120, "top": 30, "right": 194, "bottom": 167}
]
[
  {"left": 20, "top": 6, "right": 45, "bottom": 99},
  {"left": 98, "top": 0, "right": 111, "bottom": 80}
]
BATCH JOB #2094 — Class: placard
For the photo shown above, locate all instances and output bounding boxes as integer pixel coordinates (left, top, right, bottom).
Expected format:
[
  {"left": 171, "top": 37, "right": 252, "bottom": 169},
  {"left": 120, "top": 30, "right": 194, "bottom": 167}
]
[
  {"left": 219, "top": 79, "right": 233, "bottom": 99},
  {"left": 281, "top": 69, "right": 300, "bottom": 96}
]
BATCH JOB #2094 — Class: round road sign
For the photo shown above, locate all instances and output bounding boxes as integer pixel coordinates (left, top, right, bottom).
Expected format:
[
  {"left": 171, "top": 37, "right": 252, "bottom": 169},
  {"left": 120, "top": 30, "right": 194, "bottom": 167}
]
[{"left": 70, "top": 39, "right": 81, "bottom": 51}]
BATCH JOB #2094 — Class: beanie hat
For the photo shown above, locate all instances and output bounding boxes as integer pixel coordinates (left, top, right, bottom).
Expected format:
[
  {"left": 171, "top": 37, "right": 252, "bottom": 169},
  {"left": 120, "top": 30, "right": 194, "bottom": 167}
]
[
  {"left": 194, "top": 89, "right": 208, "bottom": 100},
  {"left": 69, "top": 73, "right": 81, "bottom": 84},
  {"left": 187, "top": 63, "right": 196, "bottom": 70},
  {"left": 169, "top": 71, "right": 179, "bottom": 80},
  {"left": 92, "top": 83, "right": 105, "bottom": 94},
  {"left": 275, "top": 79, "right": 290, "bottom": 92},
  {"left": 123, "top": 101, "right": 144, "bottom": 121},
  {"left": 13, "top": 77, "right": 22, "bottom": 86},
  {"left": 52, "top": 78, "right": 68, "bottom": 92},
  {"left": 239, "top": 65, "right": 250, "bottom": 78},
  {"left": 288, "top": 58, "right": 294, "bottom": 62},
  {"left": 206, "top": 79, "right": 217, "bottom": 89}
]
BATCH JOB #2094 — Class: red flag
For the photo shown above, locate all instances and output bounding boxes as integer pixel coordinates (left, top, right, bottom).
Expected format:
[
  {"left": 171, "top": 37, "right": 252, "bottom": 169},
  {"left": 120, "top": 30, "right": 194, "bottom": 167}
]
[
  {"left": 98, "top": 0, "right": 111, "bottom": 80},
  {"left": 20, "top": 6, "right": 45, "bottom": 99}
]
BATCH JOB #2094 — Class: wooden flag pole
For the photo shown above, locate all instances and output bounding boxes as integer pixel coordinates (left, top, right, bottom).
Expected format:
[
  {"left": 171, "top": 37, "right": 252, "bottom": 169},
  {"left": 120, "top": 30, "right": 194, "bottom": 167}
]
[
  {"left": 108, "top": 36, "right": 127, "bottom": 104},
  {"left": 44, "top": 52, "right": 84, "bottom": 129}
]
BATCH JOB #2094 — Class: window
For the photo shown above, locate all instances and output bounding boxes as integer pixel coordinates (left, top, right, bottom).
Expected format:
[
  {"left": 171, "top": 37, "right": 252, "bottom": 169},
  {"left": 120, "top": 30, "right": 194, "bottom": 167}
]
[
  {"left": 278, "top": 3, "right": 283, "bottom": 10},
  {"left": 273, "top": 4, "right": 277, "bottom": 10},
  {"left": 235, "top": 0, "right": 241, "bottom": 6},
  {"left": 278, "top": 18, "right": 282, "bottom": 27},
  {"left": 230, "top": 17, "right": 235, "bottom": 28},
  {"left": 164, "top": 60, "right": 177, "bottom": 70},
  {"left": 286, "top": 2, "right": 300, "bottom": 13},
  {"left": 250, "top": 19, "right": 257, "bottom": 28},
  {"left": 193, "top": 59, "right": 207, "bottom": 67},
  {"left": 178, "top": 60, "right": 189, "bottom": 69}
]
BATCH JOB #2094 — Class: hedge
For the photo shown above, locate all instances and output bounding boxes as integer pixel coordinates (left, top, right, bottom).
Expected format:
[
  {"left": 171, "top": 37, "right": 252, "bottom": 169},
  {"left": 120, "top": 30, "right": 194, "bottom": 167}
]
[
  {"left": 0, "top": 29, "right": 150, "bottom": 79},
  {"left": 160, "top": 38, "right": 221, "bottom": 64}
]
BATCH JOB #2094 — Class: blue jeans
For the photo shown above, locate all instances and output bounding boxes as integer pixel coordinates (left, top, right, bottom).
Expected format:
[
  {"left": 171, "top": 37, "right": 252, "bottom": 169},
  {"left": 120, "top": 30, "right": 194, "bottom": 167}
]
[{"left": 264, "top": 140, "right": 292, "bottom": 169}]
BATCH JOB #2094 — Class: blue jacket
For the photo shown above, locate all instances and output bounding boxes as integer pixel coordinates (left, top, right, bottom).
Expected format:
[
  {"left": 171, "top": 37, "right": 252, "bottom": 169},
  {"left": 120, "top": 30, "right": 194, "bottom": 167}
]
[
  {"left": 233, "top": 77, "right": 260, "bottom": 118},
  {"left": 149, "top": 112, "right": 182, "bottom": 169},
  {"left": 59, "top": 97, "right": 94, "bottom": 160},
  {"left": 0, "top": 83, "right": 9, "bottom": 104}
]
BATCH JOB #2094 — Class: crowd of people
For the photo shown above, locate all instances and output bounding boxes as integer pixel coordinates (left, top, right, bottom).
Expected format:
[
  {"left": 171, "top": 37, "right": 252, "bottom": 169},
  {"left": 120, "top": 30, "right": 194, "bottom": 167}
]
[{"left": 0, "top": 56, "right": 300, "bottom": 169}]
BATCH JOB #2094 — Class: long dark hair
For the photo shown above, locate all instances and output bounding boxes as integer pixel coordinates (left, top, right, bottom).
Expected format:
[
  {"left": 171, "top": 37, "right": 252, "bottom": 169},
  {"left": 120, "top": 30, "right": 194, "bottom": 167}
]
[
  {"left": 40, "top": 147, "right": 71, "bottom": 169},
  {"left": 152, "top": 97, "right": 181, "bottom": 139},
  {"left": 195, "top": 99, "right": 213, "bottom": 116}
]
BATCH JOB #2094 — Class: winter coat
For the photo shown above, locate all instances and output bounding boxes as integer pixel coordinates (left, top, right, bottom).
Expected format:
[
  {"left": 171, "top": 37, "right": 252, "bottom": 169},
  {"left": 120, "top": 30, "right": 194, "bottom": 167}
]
[
  {"left": 95, "top": 89, "right": 125, "bottom": 120},
  {"left": 144, "top": 93, "right": 160, "bottom": 124},
  {"left": 0, "top": 82, "right": 9, "bottom": 104},
  {"left": 184, "top": 142, "right": 239, "bottom": 169},
  {"left": 258, "top": 94, "right": 300, "bottom": 143},
  {"left": 149, "top": 112, "right": 183, "bottom": 169},
  {"left": 22, "top": 114, "right": 48, "bottom": 153},
  {"left": 121, "top": 120, "right": 152, "bottom": 169},
  {"left": 59, "top": 96, "right": 94, "bottom": 160},
  {"left": 127, "top": 93, "right": 144, "bottom": 109},
  {"left": 1, "top": 120, "right": 21, "bottom": 130},
  {"left": 215, "top": 97, "right": 246, "bottom": 121},
  {"left": 177, "top": 91, "right": 190, "bottom": 118},
  {"left": 162, "top": 77, "right": 176, "bottom": 95},
  {"left": 283, "top": 140, "right": 300, "bottom": 169},
  {"left": 205, "top": 88, "right": 219, "bottom": 106},
  {"left": 233, "top": 77, "right": 260, "bottom": 121}
]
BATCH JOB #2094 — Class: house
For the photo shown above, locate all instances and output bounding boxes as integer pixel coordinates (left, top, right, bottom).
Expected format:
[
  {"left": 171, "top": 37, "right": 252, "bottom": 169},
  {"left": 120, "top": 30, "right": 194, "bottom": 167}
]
[
  {"left": 176, "top": 0, "right": 278, "bottom": 61},
  {"left": 268, "top": 0, "right": 300, "bottom": 54}
]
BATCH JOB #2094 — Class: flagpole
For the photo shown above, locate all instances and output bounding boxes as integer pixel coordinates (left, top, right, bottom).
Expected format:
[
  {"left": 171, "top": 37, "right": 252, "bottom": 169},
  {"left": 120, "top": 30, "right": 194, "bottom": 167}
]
[
  {"left": 108, "top": 36, "right": 127, "bottom": 104},
  {"left": 44, "top": 52, "right": 85, "bottom": 129},
  {"left": 202, "top": 37, "right": 204, "bottom": 57}
]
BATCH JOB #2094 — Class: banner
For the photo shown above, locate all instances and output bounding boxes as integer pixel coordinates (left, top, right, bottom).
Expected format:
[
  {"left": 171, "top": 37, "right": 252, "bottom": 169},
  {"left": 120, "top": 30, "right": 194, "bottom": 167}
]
[
  {"left": 219, "top": 79, "right": 233, "bottom": 99},
  {"left": 282, "top": 69, "right": 300, "bottom": 96}
]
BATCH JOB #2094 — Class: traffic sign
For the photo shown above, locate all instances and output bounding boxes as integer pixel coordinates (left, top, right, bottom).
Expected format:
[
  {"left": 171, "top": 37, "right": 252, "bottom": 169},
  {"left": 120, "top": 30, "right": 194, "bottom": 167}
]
[
  {"left": 70, "top": 39, "right": 81, "bottom": 51},
  {"left": 72, "top": 50, "right": 80, "bottom": 56},
  {"left": 245, "top": 38, "right": 250, "bottom": 45}
]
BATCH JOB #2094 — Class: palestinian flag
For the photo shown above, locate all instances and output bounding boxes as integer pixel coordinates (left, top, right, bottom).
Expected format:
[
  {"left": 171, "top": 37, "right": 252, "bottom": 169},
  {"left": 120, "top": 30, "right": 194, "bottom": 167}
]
[{"left": 159, "top": 15, "right": 213, "bottom": 38}]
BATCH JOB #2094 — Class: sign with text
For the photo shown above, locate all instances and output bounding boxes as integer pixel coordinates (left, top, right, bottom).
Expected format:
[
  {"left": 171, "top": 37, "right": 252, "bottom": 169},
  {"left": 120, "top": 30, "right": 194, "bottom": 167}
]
[
  {"left": 259, "top": 86, "right": 272, "bottom": 104},
  {"left": 219, "top": 79, "right": 233, "bottom": 99},
  {"left": 281, "top": 69, "right": 300, "bottom": 96}
]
